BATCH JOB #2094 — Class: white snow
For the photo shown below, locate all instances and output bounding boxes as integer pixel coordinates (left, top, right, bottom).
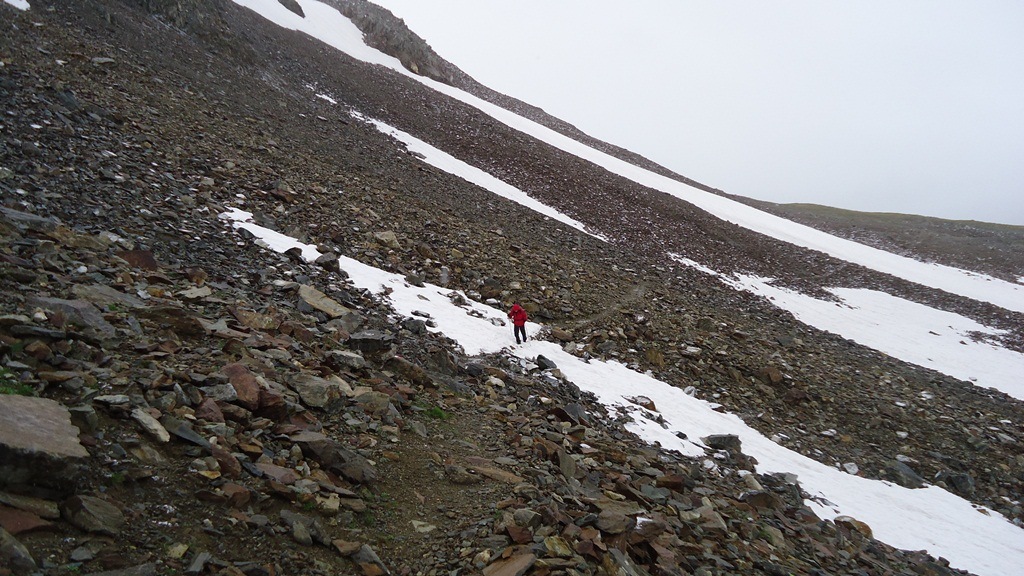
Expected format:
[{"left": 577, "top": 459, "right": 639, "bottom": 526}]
[
  {"left": 673, "top": 256, "right": 1024, "bottom": 400},
  {"left": 218, "top": 208, "right": 1024, "bottom": 576},
  {"left": 3, "top": 0, "right": 30, "bottom": 10},
  {"left": 353, "top": 114, "right": 606, "bottom": 240},
  {"left": 230, "top": 0, "right": 1024, "bottom": 314}
]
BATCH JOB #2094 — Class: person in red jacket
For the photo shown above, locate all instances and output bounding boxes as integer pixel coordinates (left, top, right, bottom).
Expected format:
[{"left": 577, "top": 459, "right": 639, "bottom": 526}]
[{"left": 508, "top": 302, "right": 528, "bottom": 344}]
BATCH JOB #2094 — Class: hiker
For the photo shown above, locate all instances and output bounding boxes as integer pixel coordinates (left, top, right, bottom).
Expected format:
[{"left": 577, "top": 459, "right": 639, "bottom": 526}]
[{"left": 508, "top": 302, "right": 528, "bottom": 344}]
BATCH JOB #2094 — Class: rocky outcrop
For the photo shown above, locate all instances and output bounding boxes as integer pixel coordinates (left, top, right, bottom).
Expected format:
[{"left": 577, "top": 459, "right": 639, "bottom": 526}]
[{"left": 328, "top": 0, "right": 459, "bottom": 83}]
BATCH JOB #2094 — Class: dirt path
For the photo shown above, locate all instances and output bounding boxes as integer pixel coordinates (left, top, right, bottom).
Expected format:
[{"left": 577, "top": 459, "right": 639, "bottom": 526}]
[{"left": 563, "top": 281, "right": 649, "bottom": 329}]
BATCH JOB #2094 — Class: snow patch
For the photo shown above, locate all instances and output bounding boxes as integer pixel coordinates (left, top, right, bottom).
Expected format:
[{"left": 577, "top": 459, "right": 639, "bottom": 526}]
[
  {"left": 673, "top": 256, "right": 1024, "bottom": 400},
  {"left": 352, "top": 113, "right": 607, "bottom": 241}
]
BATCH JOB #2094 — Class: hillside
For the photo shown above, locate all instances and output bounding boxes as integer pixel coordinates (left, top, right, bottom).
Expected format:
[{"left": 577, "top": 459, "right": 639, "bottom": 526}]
[
  {"left": 1, "top": 1, "right": 1022, "bottom": 575},
  {"left": 734, "top": 200, "right": 1024, "bottom": 285}
]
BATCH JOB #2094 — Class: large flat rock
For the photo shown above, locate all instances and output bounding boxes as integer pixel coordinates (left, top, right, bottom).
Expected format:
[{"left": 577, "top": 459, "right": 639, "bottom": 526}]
[
  {"left": 0, "top": 396, "right": 88, "bottom": 459},
  {"left": 0, "top": 396, "right": 89, "bottom": 493}
]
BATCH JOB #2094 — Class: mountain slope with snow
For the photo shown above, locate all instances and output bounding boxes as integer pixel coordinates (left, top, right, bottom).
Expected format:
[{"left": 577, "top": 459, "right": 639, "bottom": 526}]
[{"left": 1, "top": 0, "right": 1022, "bottom": 575}]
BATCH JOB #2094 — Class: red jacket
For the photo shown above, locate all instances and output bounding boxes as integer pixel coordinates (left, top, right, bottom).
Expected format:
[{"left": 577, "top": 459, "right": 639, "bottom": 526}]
[{"left": 508, "top": 304, "right": 528, "bottom": 327}]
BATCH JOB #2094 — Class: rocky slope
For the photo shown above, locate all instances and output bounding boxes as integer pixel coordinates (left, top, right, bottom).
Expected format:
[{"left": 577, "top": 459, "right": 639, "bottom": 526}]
[{"left": 1, "top": 1, "right": 1022, "bottom": 575}]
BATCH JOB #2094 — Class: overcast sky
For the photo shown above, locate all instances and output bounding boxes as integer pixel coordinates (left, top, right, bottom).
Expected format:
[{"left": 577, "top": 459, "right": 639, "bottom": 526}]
[{"left": 371, "top": 1, "right": 1024, "bottom": 226}]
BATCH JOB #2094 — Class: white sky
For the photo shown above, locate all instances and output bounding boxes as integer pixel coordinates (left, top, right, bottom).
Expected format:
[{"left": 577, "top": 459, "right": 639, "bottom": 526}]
[{"left": 372, "top": 0, "right": 1024, "bottom": 226}]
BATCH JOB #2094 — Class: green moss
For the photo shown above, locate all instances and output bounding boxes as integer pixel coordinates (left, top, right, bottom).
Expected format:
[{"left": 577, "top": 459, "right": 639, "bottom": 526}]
[{"left": 0, "top": 367, "right": 33, "bottom": 396}]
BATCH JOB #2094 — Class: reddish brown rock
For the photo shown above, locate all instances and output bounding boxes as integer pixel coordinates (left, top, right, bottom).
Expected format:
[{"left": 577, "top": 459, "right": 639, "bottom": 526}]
[
  {"left": 212, "top": 445, "right": 242, "bottom": 479},
  {"left": 221, "top": 484, "right": 251, "bottom": 509},
  {"left": 195, "top": 398, "right": 225, "bottom": 423},
  {"left": 0, "top": 506, "right": 52, "bottom": 535},
  {"left": 116, "top": 250, "right": 159, "bottom": 271},
  {"left": 256, "top": 463, "right": 298, "bottom": 485},
  {"left": 483, "top": 553, "right": 536, "bottom": 576},
  {"left": 257, "top": 388, "right": 289, "bottom": 421},
  {"left": 222, "top": 363, "right": 260, "bottom": 410}
]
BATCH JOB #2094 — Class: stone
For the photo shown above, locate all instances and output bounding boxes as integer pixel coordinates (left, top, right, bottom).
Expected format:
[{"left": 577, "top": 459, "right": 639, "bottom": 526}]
[
  {"left": 445, "top": 465, "right": 480, "bottom": 485},
  {"left": 314, "top": 251, "right": 339, "bottom": 269},
  {"left": 27, "top": 296, "right": 116, "bottom": 339},
  {"left": 291, "top": 518, "right": 313, "bottom": 545},
  {"left": 550, "top": 328, "right": 573, "bottom": 342},
  {"left": 601, "top": 548, "right": 650, "bottom": 576},
  {"left": 290, "top": 373, "right": 343, "bottom": 409},
  {"left": 935, "top": 470, "right": 975, "bottom": 497},
  {"left": 116, "top": 250, "right": 159, "bottom": 270},
  {"left": 348, "top": 330, "right": 394, "bottom": 353},
  {"left": 332, "top": 539, "right": 363, "bottom": 556},
  {"left": 298, "top": 284, "right": 351, "bottom": 318},
  {"left": 84, "top": 564, "right": 158, "bottom": 576},
  {"left": 0, "top": 491, "right": 60, "bottom": 519},
  {"left": 835, "top": 515, "right": 873, "bottom": 538},
  {"left": 0, "top": 396, "right": 89, "bottom": 460},
  {"left": 482, "top": 553, "right": 536, "bottom": 576},
  {"left": 194, "top": 398, "right": 225, "bottom": 423},
  {"left": 186, "top": 551, "right": 212, "bottom": 574},
  {"left": 60, "top": 495, "right": 125, "bottom": 535},
  {"left": 512, "top": 508, "right": 541, "bottom": 528},
  {"left": 201, "top": 383, "right": 239, "bottom": 403},
  {"left": 703, "top": 434, "right": 742, "bottom": 453},
  {"left": 352, "top": 543, "right": 391, "bottom": 575},
  {"left": 557, "top": 449, "right": 577, "bottom": 478},
  {"left": 0, "top": 396, "right": 89, "bottom": 493},
  {"left": 68, "top": 404, "right": 99, "bottom": 434},
  {"left": 760, "top": 366, "right": 784, "bottom": 385},
  {"left": 230, "top": 306, "right": 282, "bottom": 331},
  {"left": 0, "top": 206, "right": 59, "bottom": 233},
  {"left": 464, "top": 458, "right": 524, "bottom": 483},
  {"left": 373, "top": 230, "right": 401, "bottom": 249},
  {"left": 280, "top": 510, "right": 329, "bottom": 545},
  {"left": 211, "top": 445, "right": 242, "bottom": 479},
  {"left": 0, "top": 526, "right": 36, "bottom": 572},
  {"left": 739, "top": 490, "right": 784, "bottom": 511},
  {"left": 71, "top": 284, "right": 146, "bottom": 310},
  {"left": 544, "top": 536, "right": 573, "bottom": 558},
  {"left": 384, "top": 356, "right": 431, "bottom": 386},
  {"left": 326, "top": 349, "right": 366, "bottom": 370},
  {"left": 221, "top": 484, "right": 251, "bottom": 508},
  {"left": 535, "top": 355, "right": 557, "bottom": 370},
  {"left": 885, "top": 460, "right": 925, "bottom": 489},
  {"left": 256, "top": 463, "right": 298, "bottom": 485},
  {"left": 135, "top": 306, "right": 206, "bottom": 338},
  {"left": 596, "top": 510, "right": 631, "bottom": 534},
  {"left": 159, "top": 417, "right": 212, "bottom": 450},
  {"left": 411, "top": 520, "right": 436, "bottom": 533},
  {"left": 257, "top": 388, "right": 289, "bottom": 420},
  {"left": 131, "top": 408, "right": 170, "bottom": 443},
  {"left": 0, "top": 505, "right": 53, "bottom": 535},
  {"left": 222, "top": 363, "right": 261, "bottom": 411},
  {"left": 178, "top": 286, "right": 212, "bottom": 299},
  {"left": 354, "top": 391, "right": 392, "bottom": 416}
]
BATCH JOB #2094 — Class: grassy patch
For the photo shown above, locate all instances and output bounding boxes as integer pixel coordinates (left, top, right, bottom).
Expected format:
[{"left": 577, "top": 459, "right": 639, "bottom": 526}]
[
  {"left": 423, "top": 406, "right": 450, "bottom": 420},
  {"left": 0, "top": 367, "right": 33, "bottom": 396}
]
